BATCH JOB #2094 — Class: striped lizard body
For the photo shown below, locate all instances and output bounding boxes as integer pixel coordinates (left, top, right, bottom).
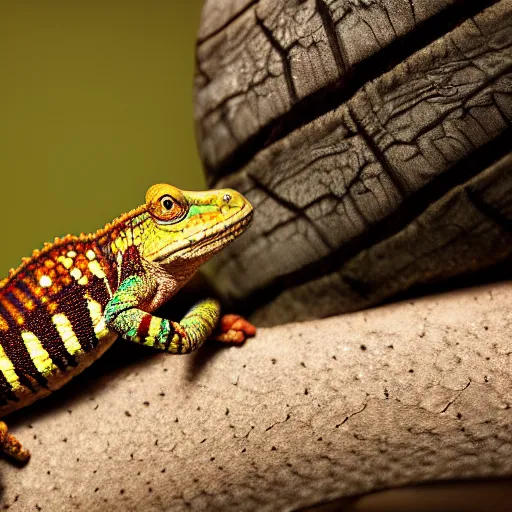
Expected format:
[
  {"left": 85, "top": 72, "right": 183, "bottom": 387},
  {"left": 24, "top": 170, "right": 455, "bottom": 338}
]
[{"left": 0, "top": 184, "right": 255, "bottom": 464}]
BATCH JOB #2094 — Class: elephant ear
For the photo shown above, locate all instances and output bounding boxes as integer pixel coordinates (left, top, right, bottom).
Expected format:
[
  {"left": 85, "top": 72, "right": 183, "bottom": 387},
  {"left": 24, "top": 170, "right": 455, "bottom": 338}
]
[{"left": 194, "top": 0, "right": 512, "bottom": 326}]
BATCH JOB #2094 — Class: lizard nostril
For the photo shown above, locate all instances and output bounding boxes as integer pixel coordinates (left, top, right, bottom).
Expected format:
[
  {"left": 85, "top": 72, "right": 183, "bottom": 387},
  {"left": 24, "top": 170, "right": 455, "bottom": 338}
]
[{"left": 223, "top": 193, "right": 231, "bottom": 204}]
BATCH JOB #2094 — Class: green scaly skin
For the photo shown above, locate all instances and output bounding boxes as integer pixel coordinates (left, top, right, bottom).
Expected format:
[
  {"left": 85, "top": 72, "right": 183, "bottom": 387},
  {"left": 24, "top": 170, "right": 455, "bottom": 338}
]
[{"left": 0, "top": 183, "right": 255, "bottom": 464}]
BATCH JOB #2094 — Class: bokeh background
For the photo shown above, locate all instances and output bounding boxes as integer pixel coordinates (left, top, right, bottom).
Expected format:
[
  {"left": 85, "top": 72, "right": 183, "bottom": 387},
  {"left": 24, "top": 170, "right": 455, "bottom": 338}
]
[{"left": 1, "top": 1, "right": 204, "bottom": 273}]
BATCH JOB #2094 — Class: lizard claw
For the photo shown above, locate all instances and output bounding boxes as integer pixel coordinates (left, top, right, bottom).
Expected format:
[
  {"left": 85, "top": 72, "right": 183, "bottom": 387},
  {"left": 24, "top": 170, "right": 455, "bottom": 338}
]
[{"left": 213, "top": 314, "right": 256, "bottom": 344}]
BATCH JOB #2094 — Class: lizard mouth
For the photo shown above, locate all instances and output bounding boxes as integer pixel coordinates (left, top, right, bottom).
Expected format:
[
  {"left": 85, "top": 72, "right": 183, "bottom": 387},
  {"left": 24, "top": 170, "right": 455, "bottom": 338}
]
[
  {"left": 152, "top": 203, "right": 253, "bottom": 264},
  {"left": 184, "top": 209, "right": 253, "bottom": 258}
]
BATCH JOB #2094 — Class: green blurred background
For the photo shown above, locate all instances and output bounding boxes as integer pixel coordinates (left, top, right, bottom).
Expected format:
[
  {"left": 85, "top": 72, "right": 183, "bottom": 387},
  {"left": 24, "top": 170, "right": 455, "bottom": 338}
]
[{"left": 0, "top": 1, "right": 204, "bottom": 273}]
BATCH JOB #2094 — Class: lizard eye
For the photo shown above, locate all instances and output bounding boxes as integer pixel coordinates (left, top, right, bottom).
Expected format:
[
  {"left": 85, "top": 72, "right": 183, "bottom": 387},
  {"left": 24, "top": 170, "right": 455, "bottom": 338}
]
[
  {"left": 161, "top": 196, "right": 174, "bottom": 211},
  {"left": 146, "top": 184, "right": 188, "bottom": 224}
]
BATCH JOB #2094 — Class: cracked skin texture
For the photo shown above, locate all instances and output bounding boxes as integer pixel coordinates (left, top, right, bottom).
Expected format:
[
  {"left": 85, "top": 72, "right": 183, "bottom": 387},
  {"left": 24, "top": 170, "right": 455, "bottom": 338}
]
[
  {"left": 1, "top": 282, "right": 511, "bottom": 510},
  {"left": 195, "top": 0, "right": 512, "bottom": 324}
]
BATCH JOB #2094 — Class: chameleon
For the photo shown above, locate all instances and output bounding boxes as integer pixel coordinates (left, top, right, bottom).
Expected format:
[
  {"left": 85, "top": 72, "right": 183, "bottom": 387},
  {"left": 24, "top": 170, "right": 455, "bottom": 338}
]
[{"left": 0, "top": 183, "right": 255, "bottom": 464}]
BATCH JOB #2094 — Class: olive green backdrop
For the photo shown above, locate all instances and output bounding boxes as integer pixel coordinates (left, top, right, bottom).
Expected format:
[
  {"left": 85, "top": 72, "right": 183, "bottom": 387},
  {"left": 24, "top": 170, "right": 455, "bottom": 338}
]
[{"left": 0, "top": 1, "right": 204, "bottom": 273}]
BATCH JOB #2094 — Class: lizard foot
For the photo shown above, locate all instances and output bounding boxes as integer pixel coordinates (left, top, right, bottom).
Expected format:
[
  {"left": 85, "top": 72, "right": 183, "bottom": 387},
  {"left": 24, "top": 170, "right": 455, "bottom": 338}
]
[
  {"left": 0, "top": 421, "right": 30, "bottom": 465},
  {"left": 213, "top": 314, "right": 257, "bottom": 344}
]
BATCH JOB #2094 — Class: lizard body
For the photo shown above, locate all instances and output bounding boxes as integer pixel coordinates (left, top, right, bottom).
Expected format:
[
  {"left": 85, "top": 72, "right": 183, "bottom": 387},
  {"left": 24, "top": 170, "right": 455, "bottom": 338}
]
[{"left": 0, "top": 184, "right": 254, "bottom": 463}]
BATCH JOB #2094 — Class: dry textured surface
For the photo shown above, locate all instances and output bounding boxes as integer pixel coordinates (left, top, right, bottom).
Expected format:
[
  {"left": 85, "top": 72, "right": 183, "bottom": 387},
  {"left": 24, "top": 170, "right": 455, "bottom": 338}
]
[
  {"left": 0, "top": 282, "right": 511, "bottom": 511},
  {"left": 198, "top": 0, "right": 257, "bottom": 43},
  {"left": 195, "top": 0, "right": 512, "bottom": 324},
  {"left": 196, "top": 0, "right": 466, "bottom": 173}
]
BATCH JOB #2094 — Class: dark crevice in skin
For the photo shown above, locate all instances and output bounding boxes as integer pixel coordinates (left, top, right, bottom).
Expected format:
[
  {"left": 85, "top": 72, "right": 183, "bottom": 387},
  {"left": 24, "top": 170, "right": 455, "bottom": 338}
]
[
  {"left": 196, "top": 0, "right": 260, "bottom": 46},
  {"left": 389, "top": 255, "right": 512, "bottom": 307},
  {"left": 465, "top": 186, "right": 512, "bottom": 233},
  {"left": 248, "top": 173, "right": 336, "bottom": 251},
  {"left": 315, "top": 0, "right": 348, "bottom": 76},
  {"left": 492, "top": 94, "right": 512, "bottom": 129},
  {"left": 230, "top": 127, "right": 512, "bottom": 314},
  {"left": 349, "top": 109, "right": 409, "bottom": 199},
  {"left": 205, "top": 0, "right": 501, "bottom": 185},
  {"left": 255, "top": 15, "right": 298, "bottom": 105},
  {"left": 407, "top": 0, "right": 417, "bottom": 26}
]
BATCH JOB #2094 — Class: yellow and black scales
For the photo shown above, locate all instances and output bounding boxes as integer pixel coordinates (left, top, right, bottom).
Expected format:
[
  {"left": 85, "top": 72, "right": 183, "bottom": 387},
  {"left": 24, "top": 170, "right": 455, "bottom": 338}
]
[{"left": 0, "top": 184, "right": 254, "bottom": 463}]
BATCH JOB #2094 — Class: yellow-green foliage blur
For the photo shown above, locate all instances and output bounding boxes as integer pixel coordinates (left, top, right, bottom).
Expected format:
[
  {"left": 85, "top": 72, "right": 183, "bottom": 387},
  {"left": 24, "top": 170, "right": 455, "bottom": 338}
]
[{"left": 0, "top": 1, "right": 204, "bottom": 273}]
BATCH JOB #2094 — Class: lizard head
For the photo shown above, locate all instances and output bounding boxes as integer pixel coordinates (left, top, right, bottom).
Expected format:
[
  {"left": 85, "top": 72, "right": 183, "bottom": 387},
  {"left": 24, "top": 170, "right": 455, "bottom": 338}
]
[{"left": 137, "top": 183, "right": 253, "bottom": 266}]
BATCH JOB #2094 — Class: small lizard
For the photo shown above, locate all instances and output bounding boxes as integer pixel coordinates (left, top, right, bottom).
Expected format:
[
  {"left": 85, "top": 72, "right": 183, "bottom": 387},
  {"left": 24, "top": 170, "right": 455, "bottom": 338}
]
[{"left": 0, "top": 183, "right": 255, "bottom": 464}]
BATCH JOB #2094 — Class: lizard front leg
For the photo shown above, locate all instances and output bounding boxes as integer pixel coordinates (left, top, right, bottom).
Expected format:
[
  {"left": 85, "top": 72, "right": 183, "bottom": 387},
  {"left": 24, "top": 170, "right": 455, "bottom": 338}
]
[{"left": 105, "top": 274, "right": 237, "bottom": 353}]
